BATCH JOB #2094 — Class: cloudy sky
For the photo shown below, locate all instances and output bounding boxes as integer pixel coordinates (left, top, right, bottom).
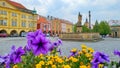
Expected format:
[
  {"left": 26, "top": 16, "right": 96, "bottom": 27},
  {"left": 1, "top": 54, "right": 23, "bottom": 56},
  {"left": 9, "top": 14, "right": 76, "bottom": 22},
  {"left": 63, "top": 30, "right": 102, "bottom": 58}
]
[{"left": 12, "top": 0, "right": 120, "bottom": 24}]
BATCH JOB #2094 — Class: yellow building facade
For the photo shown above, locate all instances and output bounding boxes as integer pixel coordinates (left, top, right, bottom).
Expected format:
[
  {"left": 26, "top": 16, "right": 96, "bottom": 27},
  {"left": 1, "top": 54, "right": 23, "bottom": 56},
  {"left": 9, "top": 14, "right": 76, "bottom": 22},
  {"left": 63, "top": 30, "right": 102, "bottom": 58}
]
[
  {"left": 0, "top": 0, "right": 37, "bottom": 36},
  {"left": 66, "top": 23, "right": 73, "bottom": 33}
]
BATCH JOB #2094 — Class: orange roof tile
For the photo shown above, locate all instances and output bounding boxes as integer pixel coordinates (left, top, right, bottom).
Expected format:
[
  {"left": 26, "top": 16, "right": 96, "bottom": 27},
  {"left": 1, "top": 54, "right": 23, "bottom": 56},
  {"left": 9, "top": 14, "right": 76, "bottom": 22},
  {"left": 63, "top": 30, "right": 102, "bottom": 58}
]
[
  {"left": 37, "top": 17, "right": 48, "bottom": 24},
  {"left": 7, "top": 0, "right": 26, "bottom": 9}
]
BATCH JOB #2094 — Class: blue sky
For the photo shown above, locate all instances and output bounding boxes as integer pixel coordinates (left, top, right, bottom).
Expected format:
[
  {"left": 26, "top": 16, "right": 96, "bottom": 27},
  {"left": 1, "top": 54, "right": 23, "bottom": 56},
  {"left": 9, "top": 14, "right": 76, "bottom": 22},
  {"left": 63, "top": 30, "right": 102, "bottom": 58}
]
[{"left": 12, "top": 0, "right": 120, "bottom": 24}]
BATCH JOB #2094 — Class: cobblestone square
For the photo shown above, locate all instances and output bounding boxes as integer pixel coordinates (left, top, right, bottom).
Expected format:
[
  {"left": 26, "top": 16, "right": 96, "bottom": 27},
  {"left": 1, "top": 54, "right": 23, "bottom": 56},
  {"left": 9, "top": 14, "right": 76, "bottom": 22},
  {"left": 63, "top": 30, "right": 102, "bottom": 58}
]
[{"left": 0, "top": 37, "right": 120, "bottom": 61}]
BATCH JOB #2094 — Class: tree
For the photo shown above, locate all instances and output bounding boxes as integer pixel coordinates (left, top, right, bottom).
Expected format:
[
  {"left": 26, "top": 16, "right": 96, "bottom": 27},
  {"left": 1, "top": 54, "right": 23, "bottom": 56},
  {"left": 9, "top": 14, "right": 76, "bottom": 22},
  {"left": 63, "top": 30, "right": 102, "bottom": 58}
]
[
  {"left": 82, "top": 25, "right": 90, "bottom": 32},
  {"left": 93, "top": 20, "right": 99, "bottom": 32},
  {"left": 99, "top": 21, "right": 111, "bottom": 36},
  {"left": 73, "top": 24, "right": 77, "bottom": 32}
]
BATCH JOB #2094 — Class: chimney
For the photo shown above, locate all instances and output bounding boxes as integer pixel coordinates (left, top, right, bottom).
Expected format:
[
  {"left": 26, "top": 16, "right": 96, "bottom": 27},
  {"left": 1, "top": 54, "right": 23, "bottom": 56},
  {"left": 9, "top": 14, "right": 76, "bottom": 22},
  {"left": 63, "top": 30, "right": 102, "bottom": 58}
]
[{"left": 47, "top": 15, "right": 49, "bottom": 20}]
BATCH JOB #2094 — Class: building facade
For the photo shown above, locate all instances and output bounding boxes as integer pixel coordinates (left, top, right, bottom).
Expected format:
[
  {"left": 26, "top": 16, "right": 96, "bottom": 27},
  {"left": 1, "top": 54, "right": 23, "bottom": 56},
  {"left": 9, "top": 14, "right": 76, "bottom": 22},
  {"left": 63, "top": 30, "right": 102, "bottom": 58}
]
[
  {"left": 109, "top": 20, "right": 120, "bottom": 38},
  {"left": 62, "top": 20, "right": 73, "bottom": 33},
  {"left": 37, "top": 15, "right": 52, "bottom": 35},
  {"left": 50, "top": 17, "right": 63, "bottom": 36},
  {"left": 61, "top": 22, "right": 66, "bottom": 33},
  {"left": 0, "top": 0, "right": 37, "bottom": 36},
  {"left": 111, "top": 25, "right": 120, "bottom": 38},
  {"left": 37, "top": 15, "right": 73, "bottom": 36}
]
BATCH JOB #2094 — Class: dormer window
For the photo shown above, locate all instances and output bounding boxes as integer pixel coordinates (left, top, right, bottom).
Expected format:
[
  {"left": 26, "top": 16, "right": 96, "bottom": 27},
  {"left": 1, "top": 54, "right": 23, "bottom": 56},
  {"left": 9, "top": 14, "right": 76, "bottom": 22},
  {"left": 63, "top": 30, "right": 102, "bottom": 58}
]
[{"left": 2, "top": 2, "right": 5, "bottom": 6}]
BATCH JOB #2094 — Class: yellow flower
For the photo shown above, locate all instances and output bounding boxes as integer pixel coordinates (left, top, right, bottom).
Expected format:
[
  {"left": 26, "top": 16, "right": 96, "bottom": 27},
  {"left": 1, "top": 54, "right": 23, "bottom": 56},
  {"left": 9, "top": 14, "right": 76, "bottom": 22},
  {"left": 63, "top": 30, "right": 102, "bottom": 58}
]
[
  {"left": 52, "top": 65, "right": 56, "bottom": 68},
  {"left": 72, "top": 58, "right": 78, "bottom": 62},
  {"left": 13, "top": 65, "right": 18, "bottom": 68},
  {"left": 88, "top": 47, "right": 94, "bottom": 53},
  {"left": 80, "top": 62, "right": 83, "bottom": 65},
  {"left": 81, "top": 44, "right": 87, "bottom": 49},
  {"left": 78, "top": 51, "right": 82, "bottom": 55},
  {"left": 71, "top": 48, "right": 77, "bottom": 52},
  {"left": 57, "top": 58, "right": 63, "bottom": 63},
  {"left": 87, "top": 63, "right": 91, "bottom": 68},
  {"left": 69, "top": 56, "right": 73, "bottom": 60},
  {"left": 99, "top": 64, "right": 104, "bottom": 68},
  {"left": 65, "top": 58, "right": 69, "bottom": 62},
  {"left": 85, "top": 53, "right": 91, "bottom": 58},
  {"left": 38, "top": 54, "right": 44, "bottom": 60},
  {"left": 54, "top": 56, "right": 59, "bottom": 59},
  {"left": 79, "top": 65, "right": 87, "bottom": 68},
  {"left": 56, "top": 53, "right": 59, "bottom": 56},
  {"left": 63, "top": 65, "right": 71, "bottom": 68},
  {"left": 82, "top": 49, "right": 87, "bottom": 53},
  {"left": 87, "top": 65, "right": 91, "bottom": 68},
  {"left": 36, "top": 64, "right": 42, "bottom": 68},
  {"left": 89, "top": 57, "right": 92, "bottom": 61},
  {"left": 47, "top": 56, "right": 51, "bottom": 60},
  {"left": 39, "top": 61, "right": 45, "bottom": 65},
  {"left": 47, "top": 60, "right": 53, "bottom": 65}
]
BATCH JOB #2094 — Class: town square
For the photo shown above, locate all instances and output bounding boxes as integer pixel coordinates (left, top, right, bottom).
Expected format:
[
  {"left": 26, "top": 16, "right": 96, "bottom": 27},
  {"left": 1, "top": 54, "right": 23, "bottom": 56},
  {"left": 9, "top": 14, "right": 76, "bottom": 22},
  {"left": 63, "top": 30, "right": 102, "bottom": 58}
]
[
  {"left": 0, "top": 37, "right": 120, "bottom": 61},
  {"left": 0, "top": 0, "right": 120, "bottom": 68}
]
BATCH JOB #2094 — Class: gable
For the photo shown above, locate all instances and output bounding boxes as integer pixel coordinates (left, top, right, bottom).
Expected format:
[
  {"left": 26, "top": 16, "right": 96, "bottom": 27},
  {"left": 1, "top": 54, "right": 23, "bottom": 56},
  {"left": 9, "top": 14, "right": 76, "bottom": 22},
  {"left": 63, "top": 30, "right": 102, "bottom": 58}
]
[{"left": 0, "top": 0, "right": 17, "bottom": 10}]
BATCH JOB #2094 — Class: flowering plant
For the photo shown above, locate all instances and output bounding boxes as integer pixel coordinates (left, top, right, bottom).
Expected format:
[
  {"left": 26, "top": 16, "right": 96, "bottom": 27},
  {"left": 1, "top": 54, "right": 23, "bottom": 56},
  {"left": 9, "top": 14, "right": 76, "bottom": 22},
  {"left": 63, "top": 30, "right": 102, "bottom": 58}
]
[{"left": 0, "top": 30, "right": 120, "bottom": 68}]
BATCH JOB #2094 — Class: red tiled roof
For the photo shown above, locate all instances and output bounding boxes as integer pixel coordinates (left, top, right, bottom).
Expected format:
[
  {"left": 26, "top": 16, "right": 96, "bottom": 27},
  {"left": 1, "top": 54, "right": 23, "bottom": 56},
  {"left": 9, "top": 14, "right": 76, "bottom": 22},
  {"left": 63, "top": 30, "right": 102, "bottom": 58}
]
[
  {"left": 6, "top": 0, "right": 26, "bottom": 9},
  {"left": 37, "top": 17, "right": 48, "bottom": 24}
]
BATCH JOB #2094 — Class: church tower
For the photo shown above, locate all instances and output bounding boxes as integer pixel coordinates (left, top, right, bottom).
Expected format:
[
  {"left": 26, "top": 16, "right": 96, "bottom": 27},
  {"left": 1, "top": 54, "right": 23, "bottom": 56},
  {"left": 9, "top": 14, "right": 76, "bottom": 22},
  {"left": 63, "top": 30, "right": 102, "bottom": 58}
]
[
  {"left": 84, "top": 18, "right": 89, "bottom": 28},
  {"left": 76, "top": 12, "right": 82, "bottom": 26},
  {"left": 76, "top": 12, "right": 82, "bottom": 32}
]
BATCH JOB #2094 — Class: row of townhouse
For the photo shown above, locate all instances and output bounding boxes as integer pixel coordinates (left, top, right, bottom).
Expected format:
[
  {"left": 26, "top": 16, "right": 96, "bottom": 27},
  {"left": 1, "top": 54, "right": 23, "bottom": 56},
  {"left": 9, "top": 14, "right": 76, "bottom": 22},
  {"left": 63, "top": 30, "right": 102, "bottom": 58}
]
[
  {"left": 0, "top": 0, "right": 73, "bottom": 37},
  {"left": 37, "top": 15, "right": 73, "bottom": 36}
]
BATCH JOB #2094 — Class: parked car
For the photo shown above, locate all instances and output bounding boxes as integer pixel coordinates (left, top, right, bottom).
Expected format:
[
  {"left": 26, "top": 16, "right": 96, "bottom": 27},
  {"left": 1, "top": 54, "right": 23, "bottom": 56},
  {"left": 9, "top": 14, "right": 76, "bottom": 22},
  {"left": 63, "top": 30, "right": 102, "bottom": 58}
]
[
  {"left": 11, "top": 34, "right": 18, "bottom": 37},
  {"left": 46, "top": 33, "right": 50, "bottom": 37},
  {"left": 0, "top": 33, "right": 8, "bottom": 37},
  {"left": 21, "top": 32, "right": 27, "bottom": 37}
]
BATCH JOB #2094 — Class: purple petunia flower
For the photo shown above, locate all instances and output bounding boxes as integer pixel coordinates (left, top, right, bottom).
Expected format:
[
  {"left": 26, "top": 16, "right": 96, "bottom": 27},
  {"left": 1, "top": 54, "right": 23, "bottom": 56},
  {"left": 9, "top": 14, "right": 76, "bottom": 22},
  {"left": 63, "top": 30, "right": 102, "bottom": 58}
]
[
  {"left": 114, "top": 50, "right": 120, "bottom": 57},
  {"left": 57, "top": 39, "right": 62, "bottom": 45},
  {"left": 27, "top": 29, "right": 51, "bottom": 56},
  {"left": 57, "top": 48, "right": 62, "bottom": 55},
  {"left": 3, "top": 46, "right": 25, "bottom": 68},
  {"left": 24, "top": 44, "right": 31, "bottom": 52},
  {"left": 91, "top": 51, "right": 110, "bottom": 68},
  {"left": 0, "top": 56, "right": 5, "bottom": 64},
  {"left": 52, "top": 39, "right": 62, "bottom": 47},
  {"left": 68, "top": 50, "right": 78, "bottom": 58},
  {"left": 53, "top": 42, "right": 58, "bottom": 47},
  {"left": 49, "top": 45, "right": 54, "bottom": 52},
  {"left": 11, "top": 46, "right": 25, "bottom": 64}
]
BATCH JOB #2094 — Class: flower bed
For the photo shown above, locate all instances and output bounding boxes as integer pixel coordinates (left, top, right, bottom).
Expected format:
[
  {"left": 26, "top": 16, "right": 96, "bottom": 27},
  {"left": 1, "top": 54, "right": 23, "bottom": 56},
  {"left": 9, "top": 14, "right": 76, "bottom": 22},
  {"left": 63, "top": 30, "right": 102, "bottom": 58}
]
[{"left": 0, "top": 30, "right": 120, "bottom": 68}]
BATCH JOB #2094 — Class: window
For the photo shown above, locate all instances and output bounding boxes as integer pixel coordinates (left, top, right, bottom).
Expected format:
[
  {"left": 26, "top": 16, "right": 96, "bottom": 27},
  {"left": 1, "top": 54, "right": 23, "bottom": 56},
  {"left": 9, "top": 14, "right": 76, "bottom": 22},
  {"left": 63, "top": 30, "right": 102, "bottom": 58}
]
[
  {"left": 12, "top": 20, "right": 17, "bottom": 26},
  {"left": 44, "top": 24, "right": 47, "bottom": 30},
  {"left": 28, "top": 16, "right": 33, "bottom": 19},
  {"left": 0, "top": 10, "right": 1, "bottom": 14},
  {"left": 29, "top": 23, "right": 34, "bottom": 27},
  {"left": 21, "top": 22, "right": 26, "bottom": 27},
  {"left": 3, "top": 11, "right": 7, "bottom": 15},
  {"left": 12, "top": 12, "right": 17, "bottom": 17},
  {"left": 0, "top": 10, "right": 7, "bottom": 15},
  {"left": 2, "top": 2, "right": 5, "bottom": 6},
  {"left": 3, "top": 20, "right": 7, "bottom": 25},
  {"left": 21, "top": 14, "right": 26, "bottom": 18},
  {"left": 0, "top": 20, "right": 7, "bottom": 26}
]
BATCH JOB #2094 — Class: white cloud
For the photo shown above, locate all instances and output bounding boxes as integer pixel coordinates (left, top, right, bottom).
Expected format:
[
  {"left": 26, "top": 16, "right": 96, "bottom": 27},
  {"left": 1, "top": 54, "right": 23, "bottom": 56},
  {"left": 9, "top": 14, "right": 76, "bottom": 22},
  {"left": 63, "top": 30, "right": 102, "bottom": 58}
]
[
  {"left": 61, "top": 0, "right": 88, "bottom": 10},
  {"left": 92, "top": 0, "right": 118, "bottom": 7},
  {"left": 11, "top": 0, "right": 120, "bottom": 24},
  {"left": 11, "top": 0, "right": 55, "bottom": 16}
]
